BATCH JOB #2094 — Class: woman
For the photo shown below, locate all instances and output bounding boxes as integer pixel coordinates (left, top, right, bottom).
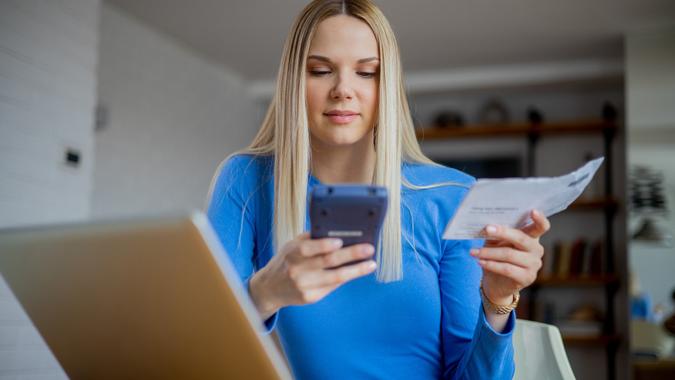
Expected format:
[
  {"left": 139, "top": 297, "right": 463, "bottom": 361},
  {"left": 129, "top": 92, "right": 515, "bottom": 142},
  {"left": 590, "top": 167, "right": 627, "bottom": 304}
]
[{"left": 206, "top": 1, "right": 549, "bottom": 378}]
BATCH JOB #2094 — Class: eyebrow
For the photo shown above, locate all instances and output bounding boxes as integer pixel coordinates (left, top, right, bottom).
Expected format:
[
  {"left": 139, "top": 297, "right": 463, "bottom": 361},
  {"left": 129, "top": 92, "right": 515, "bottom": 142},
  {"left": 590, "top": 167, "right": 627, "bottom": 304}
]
[{"left": 307, "top": 55, "right": 379, "bottom": 64}]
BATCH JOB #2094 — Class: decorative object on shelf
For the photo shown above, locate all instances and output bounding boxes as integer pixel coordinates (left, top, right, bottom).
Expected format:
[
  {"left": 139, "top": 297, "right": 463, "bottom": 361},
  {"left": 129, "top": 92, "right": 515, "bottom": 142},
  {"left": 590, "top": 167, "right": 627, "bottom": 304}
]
[
  {"left": 432, "top": 110, "right": 464, "bottom": 128},
  {"left": 526, "top": 106, "right": 544, "bottom": 124},
  {"left": 632, "top": 219, "right": 672, "bottom": 245},
  {"left": 558, "top": 304, "right": 604, "bottom": 337},
  {"left": 631, "top": 320, "right": 675, "bottom": 359},
  {"left": 629, "top": 165, "right": 672, "bottom": 247},
  {"left": 630, "top": 272, "right": 654, "bottom": 321},
  {"left": 630, "top": 165, "right": 667, "bottom": 212},
  {"left": 477, "top": 98, "right": 510, "bottom": 125}
]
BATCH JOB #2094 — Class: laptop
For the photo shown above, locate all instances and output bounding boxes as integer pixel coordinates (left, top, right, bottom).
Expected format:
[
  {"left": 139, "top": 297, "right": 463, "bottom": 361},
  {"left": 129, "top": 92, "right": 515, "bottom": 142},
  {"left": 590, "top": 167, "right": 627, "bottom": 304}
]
[{"left": 0, "top": 212, "right": 292, "bottom": 380}]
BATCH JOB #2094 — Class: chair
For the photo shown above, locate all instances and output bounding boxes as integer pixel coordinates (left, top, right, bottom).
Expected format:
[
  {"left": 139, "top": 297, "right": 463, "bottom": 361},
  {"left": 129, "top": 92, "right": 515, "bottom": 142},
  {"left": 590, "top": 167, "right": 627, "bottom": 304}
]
[{"left": 513, "top": 319, "right": 576, "bottom": 380}]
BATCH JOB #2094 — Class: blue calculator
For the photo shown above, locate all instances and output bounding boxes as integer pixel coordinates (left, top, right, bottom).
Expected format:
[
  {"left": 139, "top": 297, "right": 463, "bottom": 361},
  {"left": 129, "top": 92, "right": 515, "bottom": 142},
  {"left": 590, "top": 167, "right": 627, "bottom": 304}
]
[{"left": 309, "top": 184, "right": 388, "bottom": 252}]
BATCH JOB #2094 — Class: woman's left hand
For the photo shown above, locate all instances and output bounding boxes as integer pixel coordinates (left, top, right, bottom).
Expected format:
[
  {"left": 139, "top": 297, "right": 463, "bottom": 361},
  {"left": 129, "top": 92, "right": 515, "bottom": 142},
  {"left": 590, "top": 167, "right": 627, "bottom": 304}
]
[{"left": 470, "top": 209, "right": 551, "bottom": 306}]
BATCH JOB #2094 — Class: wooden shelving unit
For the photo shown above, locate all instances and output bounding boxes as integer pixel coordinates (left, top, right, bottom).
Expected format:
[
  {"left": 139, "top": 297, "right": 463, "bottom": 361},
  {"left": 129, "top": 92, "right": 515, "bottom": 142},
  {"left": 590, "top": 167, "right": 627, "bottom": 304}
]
[
  {"left": 415, "top": 119, "right": 617, "bottom": 140},
  {"left": 563, "top": 334, "right": 621, "bottom": 347},
  {"left": 535, "top": 274, "right": 619, "bottom": 287},
  {"left": 416, "top": 115, "right": 621, "bottom": 380},
  {"left": 570, "top": 197, "right": 619, "bottom": 211}
]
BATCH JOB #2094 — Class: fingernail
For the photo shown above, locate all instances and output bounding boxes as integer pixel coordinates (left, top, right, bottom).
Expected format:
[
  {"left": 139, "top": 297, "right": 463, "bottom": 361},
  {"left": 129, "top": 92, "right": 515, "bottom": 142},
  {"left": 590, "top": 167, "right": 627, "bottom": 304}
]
[
  {"left": 486, "top": 225, "right": 497, "bottom": 235},
  {"left": 470, "top": 249, "right": 480, "bottom": 256},
  {"left": 479, "top": 260, "right": 487, "bottom": 266},
  {"left": 331, "top": 239, "right": 343, "bottom": 248},
  {"left": 363, "top": 245, "right": 375, "bottom": 254},
  {"left": 532, "top": 209, "right": 540, "bottom": 217},
  {"left": 367, "top": 261, "right": 377, "bottom": 270}
]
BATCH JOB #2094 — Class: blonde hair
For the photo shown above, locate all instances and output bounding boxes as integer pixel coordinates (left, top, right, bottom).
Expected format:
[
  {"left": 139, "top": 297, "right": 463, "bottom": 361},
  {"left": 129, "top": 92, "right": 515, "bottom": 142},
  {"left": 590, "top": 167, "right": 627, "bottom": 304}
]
[{"left": 209, "top": 0, "right": 463, "bottom": 282}]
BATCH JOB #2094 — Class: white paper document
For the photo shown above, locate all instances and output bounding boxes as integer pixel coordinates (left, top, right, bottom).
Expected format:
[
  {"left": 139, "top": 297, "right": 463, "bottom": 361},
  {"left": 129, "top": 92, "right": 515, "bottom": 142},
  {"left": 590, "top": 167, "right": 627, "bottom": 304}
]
[{"left": 443, "top": 157, "right": 604, "bottom": 240}]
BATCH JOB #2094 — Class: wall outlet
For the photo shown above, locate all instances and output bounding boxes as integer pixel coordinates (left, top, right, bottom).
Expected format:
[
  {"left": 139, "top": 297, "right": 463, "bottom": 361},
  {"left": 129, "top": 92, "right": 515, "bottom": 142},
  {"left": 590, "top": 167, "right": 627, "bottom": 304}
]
[{"left": 65, "top": 148, "right": 81, "bottom": 167}]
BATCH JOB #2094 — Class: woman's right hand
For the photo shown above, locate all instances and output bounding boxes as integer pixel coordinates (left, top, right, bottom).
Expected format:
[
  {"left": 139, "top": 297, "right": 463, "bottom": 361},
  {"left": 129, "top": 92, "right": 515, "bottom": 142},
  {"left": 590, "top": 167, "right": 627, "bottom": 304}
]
[{"left": 248, "top": 232, "right": 376, "bottom": 320}]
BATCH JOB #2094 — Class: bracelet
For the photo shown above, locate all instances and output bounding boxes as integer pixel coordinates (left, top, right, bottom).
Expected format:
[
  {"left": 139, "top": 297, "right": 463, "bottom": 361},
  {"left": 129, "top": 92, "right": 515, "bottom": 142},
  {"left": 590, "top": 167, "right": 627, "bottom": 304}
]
[{"left": 480, "top": 283, "right": 520, "bottom": 315}]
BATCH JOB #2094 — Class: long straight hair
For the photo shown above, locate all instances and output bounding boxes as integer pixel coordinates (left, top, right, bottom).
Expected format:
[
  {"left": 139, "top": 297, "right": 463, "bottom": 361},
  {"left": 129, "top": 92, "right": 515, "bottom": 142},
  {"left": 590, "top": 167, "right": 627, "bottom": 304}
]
[{"left": 209, "top": 0, "right": 455, "bottom": 282}]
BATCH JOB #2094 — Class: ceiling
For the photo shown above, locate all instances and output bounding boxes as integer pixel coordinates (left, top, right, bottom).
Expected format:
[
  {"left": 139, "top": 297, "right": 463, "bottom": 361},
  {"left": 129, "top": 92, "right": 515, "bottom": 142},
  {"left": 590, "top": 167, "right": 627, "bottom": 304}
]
[{"left": 106, "top": 0, "right": 675, "bottom": 81}]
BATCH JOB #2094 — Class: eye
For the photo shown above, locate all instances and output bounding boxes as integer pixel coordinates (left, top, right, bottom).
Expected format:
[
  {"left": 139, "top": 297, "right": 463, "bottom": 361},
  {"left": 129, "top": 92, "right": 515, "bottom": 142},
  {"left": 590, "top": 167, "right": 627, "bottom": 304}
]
[
  {"left": 357, "top": 72, "right": 377, "bottom": 78},
  {"left": 309, "top": 70, "right": 331, "bottom": 76}
]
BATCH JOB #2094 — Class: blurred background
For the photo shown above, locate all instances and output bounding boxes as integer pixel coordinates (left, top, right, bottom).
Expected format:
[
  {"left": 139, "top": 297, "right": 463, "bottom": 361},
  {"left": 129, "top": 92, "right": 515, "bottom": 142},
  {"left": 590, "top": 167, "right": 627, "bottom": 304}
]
[{"left": 1, "top": 1, "right": 674, "bottom": 379}]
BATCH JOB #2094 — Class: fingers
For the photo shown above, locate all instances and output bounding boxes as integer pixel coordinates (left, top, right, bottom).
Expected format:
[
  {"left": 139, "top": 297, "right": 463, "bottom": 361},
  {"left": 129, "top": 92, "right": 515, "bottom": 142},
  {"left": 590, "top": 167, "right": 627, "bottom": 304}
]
[
  {"left": 291, "top": 237, "right": 344, "bottom": 258},
  {"left": 478, "top": 260, "right": 536, "bottom": 287},
  {"left": 521, "top": 209, "right": 551, "bottom": 239},
  {"left": 298, "top": 260, "right": 377, "bottom": 288},
  {"left": 294, "top": 286, "right": 336, "bottom": 304},
  {"left": 277, "top": 235, "right": 378, "bottom": 307},
  {"left": 471, "top": 246, "right": 538, "bottom": 269},
  {"left": 306, "top": 244, "right": 375, "bottom": 269},
  {"left": 482, "top": 224, "right": 539, "bottom": 253}
]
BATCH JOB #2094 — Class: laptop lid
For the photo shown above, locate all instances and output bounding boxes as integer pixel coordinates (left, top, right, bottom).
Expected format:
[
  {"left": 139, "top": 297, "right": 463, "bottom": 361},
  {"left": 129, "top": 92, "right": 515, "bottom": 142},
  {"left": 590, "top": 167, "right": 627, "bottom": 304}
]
[{"left": 0, "top": 212, "right": 292, "bottom": 379}]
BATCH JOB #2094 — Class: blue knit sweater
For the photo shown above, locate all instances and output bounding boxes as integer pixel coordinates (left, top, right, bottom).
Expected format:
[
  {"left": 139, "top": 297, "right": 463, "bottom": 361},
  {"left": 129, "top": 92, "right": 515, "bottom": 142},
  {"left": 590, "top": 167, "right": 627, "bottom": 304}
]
[{"left": 207, "top": 154, "right": 515, "bottom": 380}]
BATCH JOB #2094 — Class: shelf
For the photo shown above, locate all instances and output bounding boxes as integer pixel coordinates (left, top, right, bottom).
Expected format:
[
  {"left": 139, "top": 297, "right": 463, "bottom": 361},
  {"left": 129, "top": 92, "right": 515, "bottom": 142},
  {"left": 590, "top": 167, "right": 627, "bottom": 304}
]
[
  {"left": 415, "top": 119, "right": 617, "bottom": 141},
  {"left": 533, "top": 274, "right": 619, "bottom": 287},
  {"left": 562, "top": 334, "right": 621, "bottom": 347}
]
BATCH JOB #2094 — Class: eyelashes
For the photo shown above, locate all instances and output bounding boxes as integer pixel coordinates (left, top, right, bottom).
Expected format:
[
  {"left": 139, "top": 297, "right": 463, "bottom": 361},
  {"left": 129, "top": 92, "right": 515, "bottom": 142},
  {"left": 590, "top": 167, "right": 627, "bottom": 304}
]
[{"left": 309, "top": 70, "right": 377, "bottom": 79}]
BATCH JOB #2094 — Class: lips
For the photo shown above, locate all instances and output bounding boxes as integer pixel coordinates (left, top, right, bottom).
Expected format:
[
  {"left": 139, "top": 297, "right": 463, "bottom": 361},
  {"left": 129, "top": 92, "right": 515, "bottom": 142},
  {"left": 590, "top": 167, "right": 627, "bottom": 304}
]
[
  {"left": 324, "top": 110, "right": 359, "bottom": 124},
  {"left": 324, "top": 110, "right": 358, "bottom": 116}
]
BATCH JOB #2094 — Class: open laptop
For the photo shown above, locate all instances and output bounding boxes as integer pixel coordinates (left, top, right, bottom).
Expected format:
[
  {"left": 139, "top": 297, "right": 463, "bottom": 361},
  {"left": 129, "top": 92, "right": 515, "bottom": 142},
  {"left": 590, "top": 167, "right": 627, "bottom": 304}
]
[{"left": 0, "top": 212, "right": 292, "bottom": 379}]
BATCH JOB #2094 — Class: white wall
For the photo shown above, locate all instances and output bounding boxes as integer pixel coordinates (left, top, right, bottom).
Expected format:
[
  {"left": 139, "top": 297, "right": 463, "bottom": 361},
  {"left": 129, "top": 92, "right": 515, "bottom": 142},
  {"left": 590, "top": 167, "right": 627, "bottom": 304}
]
[
  {"left": 93, "top": 3, "right": 260, "bottom": 219},
  {"left": 627, "top": 25, "right": 675, "bottom": 318},
  {"left": 627, "top": 25, "right": 675, "bottom": 131},
  {"left": 0, "top": 0, "right": 99, "bottom": 228},
  {"left": 0, "top": 0, "right": 101, "bottom": 378}
]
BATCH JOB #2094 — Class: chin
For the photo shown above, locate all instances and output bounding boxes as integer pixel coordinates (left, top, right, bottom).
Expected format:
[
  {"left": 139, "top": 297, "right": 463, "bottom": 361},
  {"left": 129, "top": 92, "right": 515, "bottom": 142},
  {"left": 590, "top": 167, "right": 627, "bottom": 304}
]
[
  {"left": 313, "top": 126, "right": 371, "bottom": 147},
  {"left": 320, "top": 135, "right": 363, "bottom": 147}
]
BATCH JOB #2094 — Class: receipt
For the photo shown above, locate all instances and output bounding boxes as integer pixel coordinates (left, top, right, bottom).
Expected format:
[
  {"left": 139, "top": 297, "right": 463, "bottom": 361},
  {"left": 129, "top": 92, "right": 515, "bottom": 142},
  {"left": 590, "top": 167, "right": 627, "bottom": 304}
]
[{"left": 443, "top": 157, "right": 604, "bottom": 239}]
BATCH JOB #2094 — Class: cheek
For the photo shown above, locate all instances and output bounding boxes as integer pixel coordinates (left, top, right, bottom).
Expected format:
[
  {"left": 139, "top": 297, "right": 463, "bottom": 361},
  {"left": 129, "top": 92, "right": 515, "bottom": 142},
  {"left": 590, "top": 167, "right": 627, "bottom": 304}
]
[
  {"left": 363, "top": 83, "right": 378, "bottom": 118},
  {"left": 305, "top": 84, "right": 320, "bottom": 116},
  {"left": 306, "top": 80, "right": 329, "bottom": 116}
]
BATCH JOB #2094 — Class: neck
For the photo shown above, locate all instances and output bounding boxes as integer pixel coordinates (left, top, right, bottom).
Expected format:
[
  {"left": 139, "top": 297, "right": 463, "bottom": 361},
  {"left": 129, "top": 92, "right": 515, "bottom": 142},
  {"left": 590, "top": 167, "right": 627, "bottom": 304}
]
[{"left": 310, "top": 131, "right": 376, "bottom": 184}]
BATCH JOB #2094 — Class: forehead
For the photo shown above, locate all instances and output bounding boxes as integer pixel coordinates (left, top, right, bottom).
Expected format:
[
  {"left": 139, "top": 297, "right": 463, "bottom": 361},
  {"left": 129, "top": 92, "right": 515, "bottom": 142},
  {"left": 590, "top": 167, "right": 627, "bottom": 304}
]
[{"left": 308, "top": 15, "right": 379, "bottom": 61}]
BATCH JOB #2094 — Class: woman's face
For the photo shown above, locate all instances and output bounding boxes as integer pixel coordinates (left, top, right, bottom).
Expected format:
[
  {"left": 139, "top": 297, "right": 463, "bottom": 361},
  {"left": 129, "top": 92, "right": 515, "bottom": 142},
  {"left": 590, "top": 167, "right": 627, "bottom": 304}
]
[{"left": 305, "top": 15, "right": 379, "bottom": 148}]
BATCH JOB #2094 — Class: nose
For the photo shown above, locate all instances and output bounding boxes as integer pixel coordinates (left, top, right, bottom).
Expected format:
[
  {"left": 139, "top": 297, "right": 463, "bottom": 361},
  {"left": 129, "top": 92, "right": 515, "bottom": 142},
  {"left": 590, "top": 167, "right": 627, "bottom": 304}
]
[{"left": 329, "top": 72, "right": 354, "bottom": 101}]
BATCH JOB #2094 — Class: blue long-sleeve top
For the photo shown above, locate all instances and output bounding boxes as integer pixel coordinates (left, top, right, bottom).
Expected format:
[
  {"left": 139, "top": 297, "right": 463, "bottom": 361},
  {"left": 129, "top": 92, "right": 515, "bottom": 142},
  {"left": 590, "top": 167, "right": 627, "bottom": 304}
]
[{"left": 206, "top": 154, "right": 515, "bottom": 380}]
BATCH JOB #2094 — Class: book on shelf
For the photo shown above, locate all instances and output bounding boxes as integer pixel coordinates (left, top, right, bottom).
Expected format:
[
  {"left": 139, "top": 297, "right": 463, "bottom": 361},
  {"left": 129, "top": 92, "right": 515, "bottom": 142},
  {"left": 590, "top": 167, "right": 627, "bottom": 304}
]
[
  {"left": 589, "top": 240, "right": 603, "bottom": 275},
  {"left": 544, "top": 238, "right": 605, "bottom": 279},
  {"left": 569, "top": 239, "right": 587, "bottom": 275}
]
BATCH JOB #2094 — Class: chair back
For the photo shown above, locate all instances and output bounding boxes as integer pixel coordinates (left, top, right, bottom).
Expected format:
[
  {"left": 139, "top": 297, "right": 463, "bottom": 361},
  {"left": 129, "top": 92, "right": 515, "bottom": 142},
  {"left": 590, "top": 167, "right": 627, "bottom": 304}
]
[{"left": 513, "top": 319, "right": 576, "bottom": 380}]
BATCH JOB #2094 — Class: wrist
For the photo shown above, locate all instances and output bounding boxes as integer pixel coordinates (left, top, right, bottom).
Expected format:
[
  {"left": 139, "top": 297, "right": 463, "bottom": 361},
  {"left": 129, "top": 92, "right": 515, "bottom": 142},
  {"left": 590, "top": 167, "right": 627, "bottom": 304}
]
[
  {"left": 482, "top": 284, "right": 514, "bottom": 306},
  {"left": 485, "top": 292, "right": 514, "bottom": 307},
  {"left": 480, "top": 283, "right": 519, "bottom": 315},
  {"left": 249, "top": 270, "right": 280, "bottom": 319}
]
